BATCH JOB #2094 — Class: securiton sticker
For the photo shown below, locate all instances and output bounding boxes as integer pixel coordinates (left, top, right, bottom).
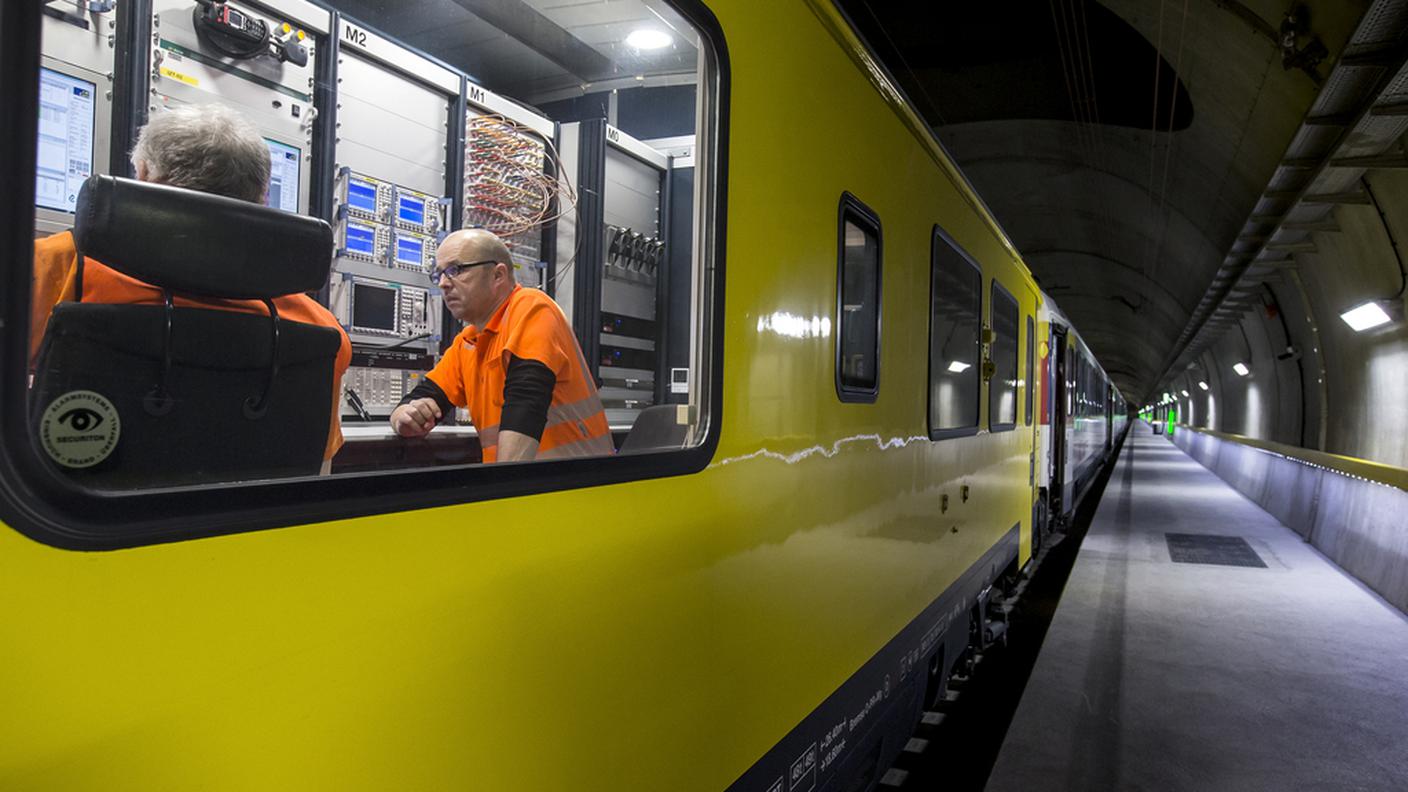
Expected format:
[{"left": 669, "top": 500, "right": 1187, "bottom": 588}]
[
  {"left": 39, "top": 390, "right": 120, "bottom": 468},
  {"left": 158, "top": 66, "right": 199, "bottom": 87}
]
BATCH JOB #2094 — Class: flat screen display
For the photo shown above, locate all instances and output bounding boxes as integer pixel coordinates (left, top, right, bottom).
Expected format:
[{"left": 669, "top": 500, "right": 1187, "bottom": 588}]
[
  {"left": 263, "top": 138, "right": 301, "bottom": 213},
  {"left": 352, "top": 283, "right": 397, "bottom": 332},
  {"left": 395, "top": 235, "right": 424, "bottom": 266},
  {"left": 347, "top": 178, "right": 377, "bottom": 213},
  {"left": 35, "top": 67, "right": 96, "bottom": 214},
  {"left": 397, "top": 194, "right": 425, "bottom": 225},
  {"left": 345, "top": 222, "right": 376, "bottom": 256}
]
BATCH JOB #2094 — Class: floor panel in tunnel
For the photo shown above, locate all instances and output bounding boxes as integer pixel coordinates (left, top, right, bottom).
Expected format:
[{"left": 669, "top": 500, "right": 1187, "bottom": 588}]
[{"left": 984, "top": 427, "right": 1408, "bottom": 792}]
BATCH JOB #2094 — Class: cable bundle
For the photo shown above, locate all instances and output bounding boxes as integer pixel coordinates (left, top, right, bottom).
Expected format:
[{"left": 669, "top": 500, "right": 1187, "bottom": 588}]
[{"left": 463, "top": 114, "right": 575, "bottom": 270}]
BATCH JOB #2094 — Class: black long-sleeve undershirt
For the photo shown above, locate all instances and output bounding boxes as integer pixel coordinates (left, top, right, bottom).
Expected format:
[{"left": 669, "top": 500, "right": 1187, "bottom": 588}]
[{"left": 399, "top": 353, "right": 556, "bottom": 441}]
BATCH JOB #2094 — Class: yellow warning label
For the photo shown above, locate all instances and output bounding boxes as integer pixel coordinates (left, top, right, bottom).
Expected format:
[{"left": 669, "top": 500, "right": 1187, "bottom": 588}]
[{"left": 158, "top": 66, "right": 199, "bottom": 87}]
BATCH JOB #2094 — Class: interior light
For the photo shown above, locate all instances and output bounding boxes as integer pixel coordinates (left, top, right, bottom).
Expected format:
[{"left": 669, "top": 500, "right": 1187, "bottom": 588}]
[
  {"left": 1232, "top": 362, "right": 1250, "bottom": 376},
  {"left": 1339, "top": 301, "right": 1392, "bottom": 332},
  {"left": 625, "top": 29, "right": 672, "bottom": 50},
  {"left": 1198, "top": 381, "right": 1209, "bottom": 391},
  {"left": 947, "top": 361, "right": 971, "bottom": 373}
]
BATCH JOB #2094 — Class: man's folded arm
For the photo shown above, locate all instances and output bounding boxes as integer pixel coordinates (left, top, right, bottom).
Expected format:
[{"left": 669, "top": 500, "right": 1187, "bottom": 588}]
[{"left": 398, "top": 377, "right": 457, "bottom": 417}]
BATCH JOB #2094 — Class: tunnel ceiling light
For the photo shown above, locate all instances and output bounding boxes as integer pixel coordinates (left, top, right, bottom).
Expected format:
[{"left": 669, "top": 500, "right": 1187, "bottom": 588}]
[
  {"left": 1339, "top": 301, "right": 1392, "bottom": 332},
  {"left": 947, "top": 360, "right": 971, "bottom": 373},
  {"left": 1198, "top": 381, "right": 1209, "bottom": 391},
  {"left": 1232, "top": 362, "right": 1250, "bottom": 376},
  {"left": 625, "top": 28, "right": 672, "bottom": 50},
  {"left": 1181, "top": 389, "right": 1190, "bottom": 397}
]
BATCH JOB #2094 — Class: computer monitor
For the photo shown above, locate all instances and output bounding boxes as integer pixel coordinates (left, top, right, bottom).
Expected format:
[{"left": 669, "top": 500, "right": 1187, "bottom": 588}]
[
  {"left": 350, "top": 281, "right": 398, "bottom": 335},
  {"left": 35, "top": 67, "right": 96, "bottom": 214},
  {"left": 263, "top": 138, "right": 301, "bottom": 213},
  {"left": 347, "top": 177, "right": 378, "bottom": 214},
  {"left": 396, "top": 193, "right": 425, "bottom": 225},
  {"left": 394, "top": 233, "right": 425, "bottom": 268},
  {"left": 344, "top": 222, "right": 377, "bottom": 257}
]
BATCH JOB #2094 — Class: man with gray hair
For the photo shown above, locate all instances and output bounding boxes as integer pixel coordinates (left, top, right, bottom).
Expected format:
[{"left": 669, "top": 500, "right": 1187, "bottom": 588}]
[
  {"left": 129, "top": 102, "right": 273, "bottom": 204},
  {"left": 30, "top": 103, "right": 352, "bottom": 463}
]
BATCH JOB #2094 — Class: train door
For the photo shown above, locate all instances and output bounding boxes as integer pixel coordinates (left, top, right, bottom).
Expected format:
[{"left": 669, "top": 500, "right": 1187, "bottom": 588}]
[
  {"left": 1048, "top": 324, "right": 1069, "bottom": 520},
  {"left": 1105, "top": 384, "right": 1114, "bottom": 450}
]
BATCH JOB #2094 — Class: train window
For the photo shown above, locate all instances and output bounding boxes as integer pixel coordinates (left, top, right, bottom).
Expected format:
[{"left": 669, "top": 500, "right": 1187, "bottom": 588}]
[
  {"left": 3, "top": 0, "right": 727, "bottom": 548},
  {"left": 928, "top": 226, "right": 981, "bottom": 438},
  {"left": 1025, "top": 315, "right": 1035, "bottom": 425},
  {"left": 989, "top": 282, "right": 1018, "bottom": 431},
  {"left": 836, "top": 194, "right": 882, "bottom": 402}
]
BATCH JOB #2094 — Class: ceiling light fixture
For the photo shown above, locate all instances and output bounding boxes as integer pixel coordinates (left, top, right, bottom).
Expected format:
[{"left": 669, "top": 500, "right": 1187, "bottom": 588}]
[
  {"left": 1232, "top": 362, "right": 1250, "bottom": 376},
  {"left": 1181, "top": 389, "right": 1190, "bottom": 397},
  {"left": 1198, "top": 381, "right": 1209, "bottom": 391},
  {"left": 625, "top": 28, "right": 672, "bottom": 50},
  {"left": 947, "top": 361, "right": 971, "bottom": 373},
  {"left": 1339, "top": 300, "right": 1392, "bottom": 332}
]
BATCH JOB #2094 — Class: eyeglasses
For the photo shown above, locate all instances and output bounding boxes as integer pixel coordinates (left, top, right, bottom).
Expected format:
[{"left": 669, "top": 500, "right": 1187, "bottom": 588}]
[{"left": 428, "top": 259, "right": 498, "bottom": 285}]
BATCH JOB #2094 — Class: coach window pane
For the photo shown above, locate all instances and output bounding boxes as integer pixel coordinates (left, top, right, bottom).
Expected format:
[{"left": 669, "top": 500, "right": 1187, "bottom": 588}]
[
  {"left": 837, "top": 198, "right": 881, "bottom": 400},
  {"left": 989, "top": 283, "right": 1018, "bottom": 430},
  {"left": 1025, "top": 315, "right": 1035, "bottom": 425},
  {"left": 21, "top": 0, "right": 716, "bottom": 492},
  {"left": 929, "top": 230, "right": 981, "bottom": 435}
]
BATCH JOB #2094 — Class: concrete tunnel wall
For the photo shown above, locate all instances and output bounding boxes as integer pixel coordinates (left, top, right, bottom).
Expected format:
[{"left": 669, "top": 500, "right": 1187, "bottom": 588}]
[{"left": 1166, "top": 167, "right": 1408, "bottom": 471}]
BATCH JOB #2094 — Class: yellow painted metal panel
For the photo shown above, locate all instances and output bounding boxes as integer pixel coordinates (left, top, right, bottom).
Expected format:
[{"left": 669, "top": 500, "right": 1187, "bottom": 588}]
[{"left": 0, "top": 1, "right": 1048, "bottom": 789}]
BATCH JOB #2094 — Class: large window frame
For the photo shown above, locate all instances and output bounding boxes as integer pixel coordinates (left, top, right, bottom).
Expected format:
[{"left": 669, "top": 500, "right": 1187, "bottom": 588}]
[
  {"left": 834, "top": 192, "right": 882, "bottom": 403},
  {"left": 0, "top": 0, "right": 730, "bottom": 550},
  {"left": 927, "top": 225, "right": 983, "bottom": 441},
  {"left": 988, "top": 280, "right": 1018, "bottom": 433}
]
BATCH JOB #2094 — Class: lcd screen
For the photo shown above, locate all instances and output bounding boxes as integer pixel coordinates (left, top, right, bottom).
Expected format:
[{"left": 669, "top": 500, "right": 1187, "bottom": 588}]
[
  {"left": 264, "top": 138, "right": 301, "bottom": 213},
  {"left": 347, "top": 178, "right": 377, "bottom": 213},
  {"left": 352, "top": 283, "right": 397, "bottom": 332},
  {"left": 397, "top": 194, "right": 425, "bottom": 225},
  {"left": 345, "top": 222, "right": 376, "bottom": 256},
  {"left": 396, "top": 235, "right": 424, "bottom": 266},
  {"left": 35, "top": 67, "right": 96, "bottom": 214}
]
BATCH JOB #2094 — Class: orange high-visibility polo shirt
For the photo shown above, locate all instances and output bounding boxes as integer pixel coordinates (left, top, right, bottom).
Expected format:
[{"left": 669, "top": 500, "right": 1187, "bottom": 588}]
[
  {"left": 428, "top": 285, "right": 613, "bottom": 462},
  {"left": 30, "top": 231, "right": 353, "bottom": 460}
]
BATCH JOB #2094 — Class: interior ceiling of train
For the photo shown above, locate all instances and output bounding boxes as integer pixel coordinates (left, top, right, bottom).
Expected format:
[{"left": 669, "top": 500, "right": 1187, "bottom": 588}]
[
  {"left": 839, "top": 0, "right": 1382, "bottom": 403},
  {"left": 322, "top": 0, "right": 698, "bottom": 102}
]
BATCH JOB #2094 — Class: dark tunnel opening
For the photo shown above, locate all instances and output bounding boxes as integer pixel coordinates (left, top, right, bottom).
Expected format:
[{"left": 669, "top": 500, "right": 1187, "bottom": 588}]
[{"left": 836, "top": 0, "right": 1194, "bottom": 131}]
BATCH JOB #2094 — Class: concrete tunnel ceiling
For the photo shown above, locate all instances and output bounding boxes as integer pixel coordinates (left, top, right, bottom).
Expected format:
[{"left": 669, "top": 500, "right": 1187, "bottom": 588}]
[{"left": 838, "top": 0, "right": 1372, "bottom": 403}]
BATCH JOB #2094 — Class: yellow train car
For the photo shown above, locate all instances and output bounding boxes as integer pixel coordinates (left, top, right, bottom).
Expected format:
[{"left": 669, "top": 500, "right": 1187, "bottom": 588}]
[{"left": 0, "top": 1, "right": 1120, "bottom": 789}]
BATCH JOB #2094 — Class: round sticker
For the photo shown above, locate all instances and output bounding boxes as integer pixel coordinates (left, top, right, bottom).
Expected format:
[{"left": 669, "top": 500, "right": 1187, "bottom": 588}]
[{"left": 39, "top": 390, "right": 121, "bottom": 469}]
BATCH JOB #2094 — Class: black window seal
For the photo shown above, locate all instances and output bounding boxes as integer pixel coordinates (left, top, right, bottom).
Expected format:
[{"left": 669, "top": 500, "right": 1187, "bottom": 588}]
[
  {"left": 989, "top": 279, "right": 1018, "bottom": 433},
  {"left": 0, "top": 0, "right": 731, "bottom": 551},
  {"left": 1025, "top": 313, "right": 1035, "bottom": 426},
  {"left": 928, "top": 224, "right": 981, "bottom": 441},
  {"left": 834, "top": 192, "right": 882, "bottom": 404}
]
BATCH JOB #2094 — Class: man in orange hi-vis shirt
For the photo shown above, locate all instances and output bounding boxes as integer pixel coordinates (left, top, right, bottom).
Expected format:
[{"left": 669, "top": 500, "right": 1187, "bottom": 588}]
[
  {"left": 389, "top": 229, "right": 613, "bottom": 463},
  {"left": 29, "top": 104, "right": 352, "bottom": 465}
]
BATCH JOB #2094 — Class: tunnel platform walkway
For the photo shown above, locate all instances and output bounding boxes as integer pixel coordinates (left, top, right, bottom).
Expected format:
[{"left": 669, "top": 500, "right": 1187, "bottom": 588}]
[{"left": 984, "top": 425, "right": 1408, "bottom": 792}]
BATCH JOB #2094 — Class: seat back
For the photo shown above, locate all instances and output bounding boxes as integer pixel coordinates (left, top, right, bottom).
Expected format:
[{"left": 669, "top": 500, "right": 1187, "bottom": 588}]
[
  {"left": 32, "top": 304, "right": 340, "bottom": 487},
  {"left": 618, "top": 404, "right": 694, "bottom": 454},
  {"left": 30, "top": 176, "right": 338, "bottom": 488}
]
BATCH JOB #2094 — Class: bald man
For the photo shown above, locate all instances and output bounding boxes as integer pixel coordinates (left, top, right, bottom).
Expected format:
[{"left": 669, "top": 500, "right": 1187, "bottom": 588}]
[{"left": 390, "top": 229, "right": 613, "bottom": 462}]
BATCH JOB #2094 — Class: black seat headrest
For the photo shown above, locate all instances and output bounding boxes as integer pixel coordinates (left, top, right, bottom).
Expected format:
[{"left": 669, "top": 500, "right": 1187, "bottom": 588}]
[{"left": 73, "top": 175, "right": 334, "bottom": 300}]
